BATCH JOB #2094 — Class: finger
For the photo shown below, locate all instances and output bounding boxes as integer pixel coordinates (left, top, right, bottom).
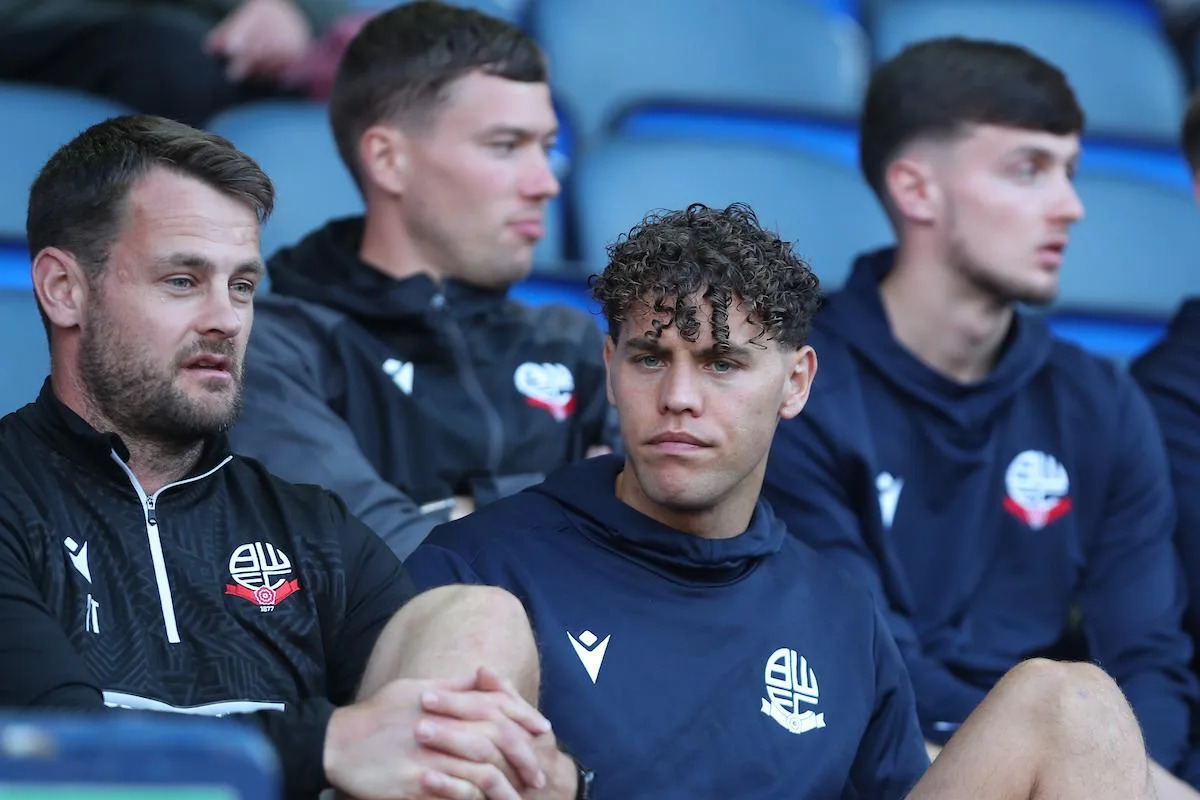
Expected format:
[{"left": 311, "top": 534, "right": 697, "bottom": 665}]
[
  {"left": 421, "top": 769, "right": 486, "bottom": 800},
  {"left": 418, "top": 716, "right": 545, "bottom": 790},
  {"left": 424, "top": 687, "right": 551, "bottom": 736},
  {"left": 415, "top": 718, "right": 505, "bottom": 767},
  {"left": 436, "top": 760, "right": 522, "bottom": 800},
  {"left": 493, "top": 717, "right": 548, "bottom": 790}
]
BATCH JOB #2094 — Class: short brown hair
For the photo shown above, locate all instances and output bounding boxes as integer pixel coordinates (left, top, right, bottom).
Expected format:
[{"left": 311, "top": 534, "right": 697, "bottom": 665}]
[{"left": 329, "top": 0, "right": 547, "bottom": 190}]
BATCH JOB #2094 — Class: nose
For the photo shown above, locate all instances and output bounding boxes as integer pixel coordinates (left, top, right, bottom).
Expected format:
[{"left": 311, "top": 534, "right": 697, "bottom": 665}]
[
  {"left": 659, "top": 363, "right": 702, "bottom": 417},
  {"left": 196, "top": 281, "right": 245, "bottom": 340},
  {"left": 1056, "top": 175, "right": 1085, "bottom": 224},
  {"left": 521, "top": 147, "right": 561, "bottom": 201}
]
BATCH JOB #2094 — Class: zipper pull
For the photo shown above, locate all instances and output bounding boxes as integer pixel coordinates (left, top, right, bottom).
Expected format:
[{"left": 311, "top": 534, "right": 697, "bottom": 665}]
[
  {"left": 431, "top": 291, "right": 446, "bottom": 310},
  {"left": 146, "top": 496, "right": 157, "bottom": 526}
]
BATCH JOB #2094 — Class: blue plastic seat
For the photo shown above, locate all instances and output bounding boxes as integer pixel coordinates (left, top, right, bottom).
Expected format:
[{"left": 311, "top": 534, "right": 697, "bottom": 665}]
[
  {"left": 534, "top": 0, "right": 870, "bottom": 149},
  {"left": 1059, "top": 172, "right": 1200, "bottom": 316},
  {"left": 0, "top": 83, "right": 132, "bottom": 241},
  {"left": 0, "top": 289, "right": 49, "bottom": 416},
  {"left": 871, "top": 0, "right": 1186, "bottom": 143},
  {"left": 572, "top": 137, "right": 893, "bottom": 291}
]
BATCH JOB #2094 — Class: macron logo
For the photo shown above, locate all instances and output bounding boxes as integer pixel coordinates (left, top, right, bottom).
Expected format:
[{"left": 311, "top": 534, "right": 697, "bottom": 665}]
[
  {"left": 567, "top": 629, "right": 610, "bottom": 684},
  {"left": 875, "top": 472, "right": 903, "bottom": 530},
  {"left": 382, "top": 359, "right": 414, "bottom": 396},
  {"left": 64, "top": 537, "right": 91, "bottom": 583}
]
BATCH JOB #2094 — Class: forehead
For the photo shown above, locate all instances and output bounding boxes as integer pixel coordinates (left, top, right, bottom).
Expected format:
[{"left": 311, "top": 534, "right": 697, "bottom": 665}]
[
  {"left": 947, "top": 123, "right": 1081, "bottom": 163},
  {"left": 618, "top": 294, "right": 761, "bottom": 348},
  {"left": 118, "top": 168, "right": 260, "bottom": 252},
  {"left": 426, "top": 71, "right": 557, "bottom": 134}
]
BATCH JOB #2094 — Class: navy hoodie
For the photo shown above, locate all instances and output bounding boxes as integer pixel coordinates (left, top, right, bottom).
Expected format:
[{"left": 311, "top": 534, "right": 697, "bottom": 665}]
[
  {"left": 407, "top": 455, "right": 929, "bottom": 800},
  {"left": 1133, "top": 300, "right": 1200, "bottom": 655},
  {"left": 764, "top": 249, "right": 1196, "bottom": 770}
]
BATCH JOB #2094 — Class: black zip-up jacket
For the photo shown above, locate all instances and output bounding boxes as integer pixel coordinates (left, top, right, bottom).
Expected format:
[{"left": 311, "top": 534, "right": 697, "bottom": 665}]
[
  {"left": 230, "top": 217, "right": 611, "bottom": 560},
  {"left": 0, "top": 384, "right": 415, "bottom": 799}
]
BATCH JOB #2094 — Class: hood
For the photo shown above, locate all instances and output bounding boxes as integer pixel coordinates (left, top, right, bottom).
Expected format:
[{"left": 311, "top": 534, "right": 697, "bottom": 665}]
[
  {"left": 266, "top": 216, "right": 510, "bottom": 323},
  {"left": 820, "top": 248, "right": 1054, "bottom": 422},
  {"left": 532, "top": 455, "right": 786, "bottom": 584}
]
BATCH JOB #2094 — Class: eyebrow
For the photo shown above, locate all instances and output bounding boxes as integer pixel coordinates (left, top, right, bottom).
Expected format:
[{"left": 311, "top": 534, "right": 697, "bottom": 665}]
[
  {"left": 623, "top": 335, "right": 755, "bottom": 360},
  {"left": 153, "top": 253, "right": 265, "bottom": 279},
  {"left": 1008, "top": 145, "right": 1079, "bottom": 164},
  {"left": 481, "top": 125, "right": 559, "bottom": 141}
]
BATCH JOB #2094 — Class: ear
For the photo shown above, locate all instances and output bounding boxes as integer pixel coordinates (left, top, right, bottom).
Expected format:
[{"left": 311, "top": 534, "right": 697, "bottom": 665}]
[
  {"left": 603, "top": 336, "right": 617, "bottom": 406},
  {"left": 359, "top": 123, "right": 410, "bottom": 197},
  {"left": 32, "top": 246, "right": 91, "bottom": 333},
  {"left": 884, "top": 155, "right": 939, "bottom": 225},
  {"left": 779, "top": 345, "right": 817, "bottom": 420}
]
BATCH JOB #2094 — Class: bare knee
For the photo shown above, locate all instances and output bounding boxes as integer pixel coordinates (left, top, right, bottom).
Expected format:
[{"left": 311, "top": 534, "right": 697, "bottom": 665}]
[
  {"left": 997, "top": 659, "right": 1144, "bottom": 754},
  {"left": 358, "top": 584, "right": 537, "bottom": 699}
]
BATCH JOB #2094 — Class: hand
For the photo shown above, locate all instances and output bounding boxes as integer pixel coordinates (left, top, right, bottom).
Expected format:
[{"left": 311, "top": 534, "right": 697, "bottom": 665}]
[
  {"left": 473, "top": 668, "right": 578, "bottom": 800},
  {"left": 205, "top": 0, "right": 313, "bottom": 83},
  {"left": 417, "top": 668, "right": 553, "bottom": 793},
  {"left": 324, "top": 674, "right": 528, "bottom": 800}
]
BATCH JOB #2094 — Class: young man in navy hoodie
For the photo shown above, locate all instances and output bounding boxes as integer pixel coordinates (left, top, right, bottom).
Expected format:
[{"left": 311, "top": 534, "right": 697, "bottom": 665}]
[
  {"left": 1132, "top": 89, "right": 1200, "bottom": 787},
  {"left": 763, "top": 36, "right": 1198, "bottom": 795},
  {"left": 407, "top": 202, "right": 1160, "bottom": 799}
]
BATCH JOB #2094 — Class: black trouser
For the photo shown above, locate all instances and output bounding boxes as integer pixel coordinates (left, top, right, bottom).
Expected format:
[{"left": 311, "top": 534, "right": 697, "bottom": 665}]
[{"left": 0, "top": 12, "right": 297, "bottom": 127}]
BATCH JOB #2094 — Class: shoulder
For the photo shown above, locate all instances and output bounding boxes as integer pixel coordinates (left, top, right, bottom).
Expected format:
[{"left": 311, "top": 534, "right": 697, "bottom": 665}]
[
  {"left": 422, "top": 490, "right": 572, "bottom": 564},
  {"left": 222, "top": 455, "right": 352, "bottom": 527}
]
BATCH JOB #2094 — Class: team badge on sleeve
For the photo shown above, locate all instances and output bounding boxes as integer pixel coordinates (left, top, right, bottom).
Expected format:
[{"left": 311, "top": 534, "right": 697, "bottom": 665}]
[{"left": 224, "top": 542, "right": 301, "bottom": 613}]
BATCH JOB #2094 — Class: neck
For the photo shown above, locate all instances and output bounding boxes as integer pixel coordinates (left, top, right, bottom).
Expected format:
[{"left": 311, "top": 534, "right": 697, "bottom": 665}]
[
  {"left": 51, "top": 371, "right": 203, "bottom": 495},
  {"left": 615, "top": 467, "right": 757, "bottom": 540},
  {"left": 880, "top": 242, "right": 1014, "bottom": 384},
  {"left": 359, "top": 203, "right": 443, "bottom": 283}
]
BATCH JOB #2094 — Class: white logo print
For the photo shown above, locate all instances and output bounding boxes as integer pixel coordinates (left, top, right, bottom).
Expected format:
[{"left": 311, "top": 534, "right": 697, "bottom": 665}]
[
  {"left": 761, "top": 648, "right": 826, "bottom": 735},
  {"left": 567, "top": 629, "right": 611, "bottom": 684},
  {"left": 1003, "top": 450, "right": 1072, "bottom": 530},
  {"left": 514, "top": 362, "right": 576, "bottom": 422},
  {"left": 383, "top": 359, "right": 414, "bottom": 395},
  {"left": 875, "top": 472, "right": 903, "bottom": 529},
  {"left": 64, "top": 537, "right": 91, "bottom": 583},
  {"left": 85, "top": 594, "right": 101, "bottom": 635}
]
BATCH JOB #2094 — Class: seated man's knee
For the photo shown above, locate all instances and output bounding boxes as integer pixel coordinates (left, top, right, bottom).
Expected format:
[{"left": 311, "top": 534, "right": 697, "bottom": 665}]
[
  {"left": 998, "top": 659, "right": 1136, "bottom": 737},
  {"left": 403, "top": 584, "right": 530, "bottom": 633}
]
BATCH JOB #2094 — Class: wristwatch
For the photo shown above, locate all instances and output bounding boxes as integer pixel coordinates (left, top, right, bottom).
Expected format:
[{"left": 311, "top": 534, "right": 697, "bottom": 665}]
[{"left": 573, "top": 757, "right": 595, "bottom": 800}]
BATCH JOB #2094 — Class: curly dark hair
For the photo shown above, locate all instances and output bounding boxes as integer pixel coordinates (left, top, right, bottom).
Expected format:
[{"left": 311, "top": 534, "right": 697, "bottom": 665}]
[{"left": 591, "top": 203, "right": 821, "bottom": 350}]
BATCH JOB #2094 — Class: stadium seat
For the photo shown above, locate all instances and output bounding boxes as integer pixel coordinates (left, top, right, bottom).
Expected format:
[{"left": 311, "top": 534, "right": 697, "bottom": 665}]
[
  {"left": 207, "top": 99, "right": 566, "bottom": 270},
  {"left": 0, "top": 83, "right": 131, "bottom": 241},
  {"left": 534, "top": 0, "right": 870, "bottom": 149},
  {"left": 0, "top": 712, "right": 279, "bottom": 798},
  {"left": 871, "top": 0, "right": 1187, "bottom": 143},
  {"left": 0, "top": 289, "right": 49, "bottom": 416},
  {"left": 205, "top": 101, "right": 364, "bottom": 264},
  {"left": 1058, "top": 172, "right": 1200, "bottom": 316},
  {"left": 571, "top": 137, "right": 894, "bottom": 291}
]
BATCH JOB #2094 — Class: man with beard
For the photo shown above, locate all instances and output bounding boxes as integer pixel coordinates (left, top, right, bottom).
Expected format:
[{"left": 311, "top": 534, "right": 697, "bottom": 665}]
[
  {"left": 0, "top": 115, "right": 585, "bottom": 800},
  {"left": 762, "top": 37, "right": 1200, "bottom": 796}
]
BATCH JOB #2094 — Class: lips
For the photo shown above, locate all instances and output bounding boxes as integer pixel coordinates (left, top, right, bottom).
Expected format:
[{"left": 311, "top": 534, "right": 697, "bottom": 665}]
[
  {"left": 646, "top": 431, "right": 709, "bottom": 447},
  {"left": 181, "top": 353, "right": 232, "bottom": 373},
  {"left": 510, "top": 218, "right": 545, "bottom": 240}
]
